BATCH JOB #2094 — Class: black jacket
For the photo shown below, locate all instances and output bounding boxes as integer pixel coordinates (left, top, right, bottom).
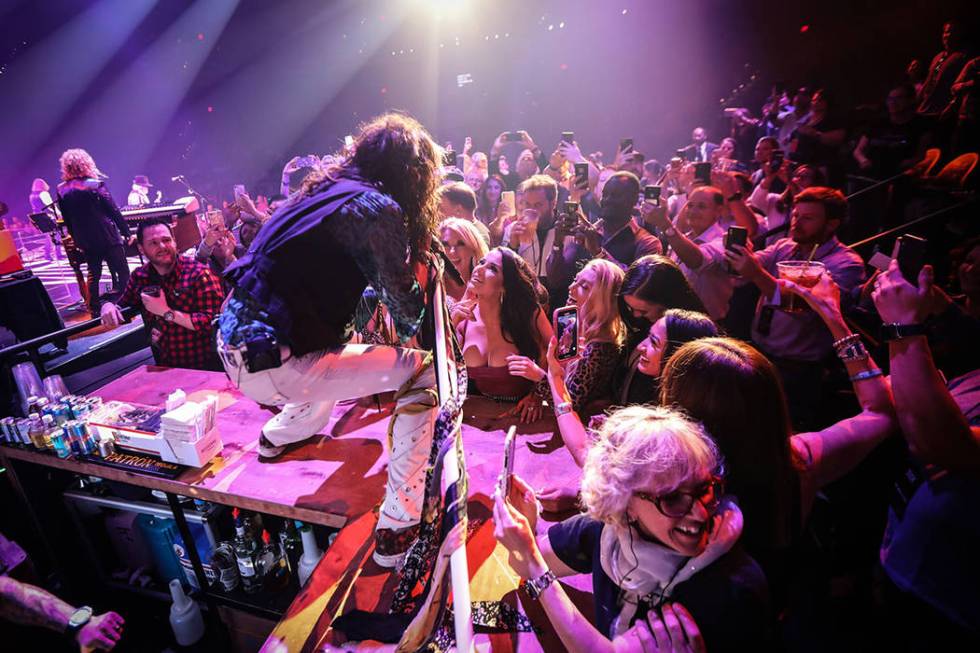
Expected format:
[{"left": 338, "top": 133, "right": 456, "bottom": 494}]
[{"left": 56, "top": 179, "right": 130, "bottom": 252}]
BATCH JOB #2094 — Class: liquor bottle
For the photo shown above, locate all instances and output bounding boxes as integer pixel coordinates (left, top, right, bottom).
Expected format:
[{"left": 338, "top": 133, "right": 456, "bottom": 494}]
[
  {"left": 40, "top": 414, "right": 57, "bottom": 449},
  {"left": 232, "top": 509, "right": 259, "bottom": 594},
  {"left": 256, "top": 530, "right": 291, "bottom": 592},
  {"left": 278, "top": 520, "right": 302, "bottom": 573},
  {"left": 210, "top": 542, "right": 240, "bottom": 592}
]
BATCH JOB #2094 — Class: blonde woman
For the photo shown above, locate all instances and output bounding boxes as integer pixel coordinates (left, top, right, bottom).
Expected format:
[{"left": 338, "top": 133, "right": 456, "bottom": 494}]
[
  {"left": 494, "top": 405, "right": 771, "bottom": 651},
  {"left": 56, "top": 148, "right": 133, "bottom": 315},
  {"left": 509, "top": 259, "right": 625, "bottom": 414},
  {"left": 439, "top": 217, "right": 488, "bottom": 301}
]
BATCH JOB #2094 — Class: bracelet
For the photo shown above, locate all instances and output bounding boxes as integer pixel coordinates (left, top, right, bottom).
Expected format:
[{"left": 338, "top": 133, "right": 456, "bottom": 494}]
[
  {"left": 554, "top": 401, "right": 573, "bottom": 417},
  {"left": 849, "top": 369, "right": 883, "bottom": 383},
  {"left": 832, "top": 333, "right": 861, "bottom": 351}
]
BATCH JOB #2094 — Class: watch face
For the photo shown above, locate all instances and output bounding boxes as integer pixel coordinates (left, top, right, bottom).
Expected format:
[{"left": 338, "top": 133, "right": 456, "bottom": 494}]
[{"left": 69, "top": 606, "right": 93, "bottom": 627}]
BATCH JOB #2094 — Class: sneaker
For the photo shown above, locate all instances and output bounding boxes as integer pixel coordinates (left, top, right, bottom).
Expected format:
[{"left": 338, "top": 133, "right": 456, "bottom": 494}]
[
  {"left": 257, "top": 433, "right": 287, "bottom": 460},
  {"left": 372, "top": 524, "right": 420, "bottom": 569}
]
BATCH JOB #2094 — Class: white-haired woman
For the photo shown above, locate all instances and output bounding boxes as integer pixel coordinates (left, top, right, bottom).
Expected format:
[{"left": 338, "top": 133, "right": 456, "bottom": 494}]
[
  {"left": 57, "top": 148, "right": 133, "bottom": 316},
  {"left": 508, "top": 259, "right": 625, "bottom": 415},
  {"left": 494, "top": 406, "right": 772, "bottom": 652}
]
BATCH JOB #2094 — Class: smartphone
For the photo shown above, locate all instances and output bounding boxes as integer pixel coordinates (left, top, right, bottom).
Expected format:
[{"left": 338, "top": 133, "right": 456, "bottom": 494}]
[
  {"left": 694, "top": 162, "right": 712, "bottom": 185},
  {"left": 207, "top": 210, "right": 224, "bottom": 228},
  {"left": 675, "top": 149, "right": 686, "bottom": 160},
  {"left": 141, "top": 284, "right": 161, "bottom": 298},
  {"left": 499, "top": 425, "right": 517, "bottom": 496},
  {"left": 619, "top": 138, "right": 633, "bottom": 153},
  {"left": 504, "top": 131, "right": 520, "bottom": 142},
  {"left": 892, "top": 234, "right": 927, "bottom": 283},
  {"left": 344, "top": 135, "right": 354, "bottom": 149},
  {"left": 561, "top": 131, "right": 575, "bottom": 145},
  {"left": 644, "top": 185, "right": 662, "bottom": 206},
  {"left": 499, "top": 190, "right": 516, "bottom": 216},
  {"left": 233, "top": 184, "right": 247, "bottom": 200},
  {"left": 770, "top": 150, "right": 784, "bottom": 172},
  {"left": 553, "top": 306, "right": 579, "bottom": 361},
  {"left": 574, "top": 162, "right": 589, "bottom": 189},
  {"left": 564, "top": 201, "right": 579, "bottom": 216},
  {"left": 443, "top": 149, "right": 457, "bottom": 167},
  {"left": 725, "top": 225, "right": 748, "bottom": 250}
]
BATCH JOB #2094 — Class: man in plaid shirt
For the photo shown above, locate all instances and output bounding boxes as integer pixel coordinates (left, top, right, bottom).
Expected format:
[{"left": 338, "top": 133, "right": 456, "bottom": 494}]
[{"left": 100, "top": 217, "right": 225, "bottom": 370}]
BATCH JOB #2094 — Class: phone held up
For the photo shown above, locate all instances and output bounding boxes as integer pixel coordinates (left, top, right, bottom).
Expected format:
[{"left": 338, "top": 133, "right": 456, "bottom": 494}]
[
  {"left": 553, "top": 306, "right": 579, "bottom": 361},
  {"left": 694, "top": 162, "right": 712, "bottom": 186},
  {"left": 562, "top": 202, "right": 580, "bottom": 230},
  {"left": 499, "top": 191, "right": 516, "bottom": 217},
  {"left": 233, "top": 184, "right": 247, "bottom": 200},
  {"left": 619, "top": 138, "right": 633, "bottom": 153},
  {"left": 892, "top": 234, "right": 927, "bottom": 283},
  {"left": 644, "top": 185, "right": 662, "bottom": 206},
  {"left": 724, "top": 226, "right": 748, "bottom": 274},
  {"left": 573, "top": 162, "right": 589, "bottom": 190},
  {"left": 499, "top": 425, "right": 517, "bottom": 497},
  {"left": 561, "top": 131, "right": 575, "bottom": 145}
]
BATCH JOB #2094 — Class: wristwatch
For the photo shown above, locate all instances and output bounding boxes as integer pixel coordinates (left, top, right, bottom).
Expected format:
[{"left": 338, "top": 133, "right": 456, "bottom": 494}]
[
  {"left": 163, "top": 310, "right": 175, "bottom": 323},
  {"left": 881, "top": 322, "right": 926, "bottom": 341},
  {"left": 522, "top": 570, "right": 557, "bottom": 600},
  {"left": 66, "top": 605, "right": 93, "bottom": 640}
]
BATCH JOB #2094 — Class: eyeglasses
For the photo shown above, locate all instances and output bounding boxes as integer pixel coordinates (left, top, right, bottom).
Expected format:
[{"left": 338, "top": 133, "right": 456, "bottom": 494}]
[{"left": 635, "top": 476, "right": 724, "bottom": 518}]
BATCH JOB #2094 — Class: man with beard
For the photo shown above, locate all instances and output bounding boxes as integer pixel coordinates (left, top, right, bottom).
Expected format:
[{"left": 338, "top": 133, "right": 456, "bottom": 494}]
[
  {"left": 100, "top": 217, "right": 225, "bottom": 371},
  {"left": 216, "top": 113, "right": 444, "bottom": 567},
  {"left": 726, "top": 187, "right": 865, "bottom": 429}
]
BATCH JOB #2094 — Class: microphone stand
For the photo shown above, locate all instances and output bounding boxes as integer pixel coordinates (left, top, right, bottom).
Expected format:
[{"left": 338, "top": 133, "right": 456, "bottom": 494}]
[{"left": 173, "top": 175, "right": 206, "bottom": 209}]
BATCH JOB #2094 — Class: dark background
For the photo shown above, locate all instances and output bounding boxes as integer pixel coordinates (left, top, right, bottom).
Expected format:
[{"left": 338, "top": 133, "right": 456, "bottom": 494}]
[{"left": 0, "top": 0, "right": 975, "bottom": 214}]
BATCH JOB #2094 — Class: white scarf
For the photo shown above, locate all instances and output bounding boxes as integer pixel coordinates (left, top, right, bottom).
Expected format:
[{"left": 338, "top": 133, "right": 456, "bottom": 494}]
[{"left": 599, "top": 497, "right": 744, "bottom": 637}]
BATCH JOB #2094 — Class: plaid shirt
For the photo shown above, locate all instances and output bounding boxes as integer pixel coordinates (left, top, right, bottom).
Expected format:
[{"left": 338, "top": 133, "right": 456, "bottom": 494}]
[{"left": 118, "top": 255, "right": 225, "bottom": 369}]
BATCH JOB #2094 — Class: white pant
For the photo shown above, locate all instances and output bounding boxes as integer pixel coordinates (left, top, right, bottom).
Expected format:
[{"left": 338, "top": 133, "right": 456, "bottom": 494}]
[{"left": 219, "top": 340, "right": 437, "bottom": 532}]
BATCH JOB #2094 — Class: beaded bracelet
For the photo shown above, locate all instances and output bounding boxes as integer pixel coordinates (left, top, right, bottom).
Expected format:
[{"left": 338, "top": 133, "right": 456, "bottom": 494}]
[{"left": 849, "top": 369, "right": 883, "bottom": 383}]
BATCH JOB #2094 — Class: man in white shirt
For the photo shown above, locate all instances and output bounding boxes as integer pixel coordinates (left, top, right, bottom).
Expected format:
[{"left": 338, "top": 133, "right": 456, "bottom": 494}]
[{"left": 643, "top": 186, "right": 733, "bottom": 320}]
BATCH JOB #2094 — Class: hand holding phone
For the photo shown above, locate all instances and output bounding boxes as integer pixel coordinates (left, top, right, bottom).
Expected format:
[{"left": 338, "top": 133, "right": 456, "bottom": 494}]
[
  {"left": 561, "top": 131, "right": 575, "bottom": 145},
  {"left": 644, "top": 185, "right": 662, "bottom": 206},
  {"left": 892, "top": 234, "right": 927, "bottom": 283},
  {"left": 499, "top": 191, "right": 516, "bottom": 218},
  {"left": 573, "top": 162, "right": 589, "bottom": 190},
  {"left": 553, "top": 306, "right": 579, "bottom": 360},
  {"left": 619, "top": 138, "right": 634, "bottom": 153},
  {"left": 694, "top": 162, "right": 712, "bottom": 186},
  {"left": 233, "top": 184, "right": 247, "bottom": 200}
]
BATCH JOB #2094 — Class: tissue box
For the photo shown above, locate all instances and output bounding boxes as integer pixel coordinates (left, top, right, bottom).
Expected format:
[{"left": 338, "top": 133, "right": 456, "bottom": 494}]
[{"left": 160, "top": 427, "right": 223, "bottom": 468}]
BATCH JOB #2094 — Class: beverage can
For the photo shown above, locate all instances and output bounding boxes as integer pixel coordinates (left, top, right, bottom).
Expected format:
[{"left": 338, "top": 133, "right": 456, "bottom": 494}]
[
  {"left": 14, "top": 418, "right": 33, "bottom": 445},
  {"left": 51, "top": 431, "right": 71, "bottom": 459},
  {"left": 64, "top": 421, "right": 83, "bottom": 455}
]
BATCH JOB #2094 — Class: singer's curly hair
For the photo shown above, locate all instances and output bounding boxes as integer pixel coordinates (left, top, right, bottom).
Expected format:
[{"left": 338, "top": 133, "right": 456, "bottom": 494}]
[
  {"left": 59, "top": 148, "right": 102, "bottom": 181},
  {"left": 300, "top": 112, "right": 442, "bottom": 261}
]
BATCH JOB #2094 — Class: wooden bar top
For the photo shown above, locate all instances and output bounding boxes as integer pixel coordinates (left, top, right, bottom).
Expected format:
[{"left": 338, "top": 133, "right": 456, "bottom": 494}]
[{"left": 1, "top": 365, "right": 406, "bottom": 528}]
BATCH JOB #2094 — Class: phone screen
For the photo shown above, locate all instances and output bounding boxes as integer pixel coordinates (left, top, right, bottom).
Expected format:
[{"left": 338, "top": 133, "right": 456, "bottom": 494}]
[
  {"left": 233, "top": 184, "right": 246, "bottom": 200},
  {"left": 644, "top": 186, "right": 662, "bottom": 205},
  {"left": 554, "top": 307, "right": 579, "bottom": 360},
  {"left": 892, "top": 234, "right": 927, "bottom": 283},
  {"left": 562, "top": 131, "right": 575, "bottom": 144},
  {"left": 443, "top": 150, "right": 457, "bottom": 167},
  {"left": 500, "top": 191, "right": 516, "bottom": 216},
  {"left": 694, "top": 163, "right": 712, "bottom": 185},
  {"left": 574, "top": 162, "right": 589, "bottom": 189},
  {"left": 725, "top": 226, "right": 748, "bottom": 250},
  {"left": 620, "top": 138, "right": 633, "bottom": 152},
  {"left": 770, "top": 151, "right": 784, "bottom": 171}
]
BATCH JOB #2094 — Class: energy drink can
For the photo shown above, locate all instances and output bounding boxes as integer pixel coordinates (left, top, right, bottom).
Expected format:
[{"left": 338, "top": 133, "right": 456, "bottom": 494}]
[
  {"left": 70, "top": 422, "right": 96, "bottom": 455},
  {"left": 14, "top": 418, "right": 32, "bottom": 445},
  {"left": 64, "top": 421, "right": 83, "bottom": 455},
  {"left": 51, "top": 403, "right": 72, "bottom": 426},
  {"left": 0, "top": 417, "right": 14, "bottom": 443},
  {"left": 50, "top": 430, "right": 71, "bottom": 458},
  {"left": 97, "top": 438, "right": 115, "bottom": 457}
]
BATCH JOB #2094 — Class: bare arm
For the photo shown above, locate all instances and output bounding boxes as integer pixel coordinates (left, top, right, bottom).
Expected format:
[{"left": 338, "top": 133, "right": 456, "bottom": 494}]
[
  {"left": 545, "top": 338, "right": 590, "bottom": 467},
  {"left": 888, "top": 337, "right": 980, "bottom": 473},
  {"left": 0, "top": 576, "right": 74, "bottom": 632},
  {"left": 874, "top": 262, "right": 980, "bottom": 473},
  {"left": 783, "top": 276, "right": 896, "bottom": 489}
]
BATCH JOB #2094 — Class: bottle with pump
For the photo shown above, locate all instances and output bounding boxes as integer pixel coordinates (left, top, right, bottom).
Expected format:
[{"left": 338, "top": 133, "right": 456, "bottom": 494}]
[
  {"left": 169, "top": 578, "right": 205, "bottom": 646},
  {"left": 232, "top": 508, "right": 259, "bottom": 594},
  {"left": 296, "top": 521, "right": 323, "bottom": 588}
]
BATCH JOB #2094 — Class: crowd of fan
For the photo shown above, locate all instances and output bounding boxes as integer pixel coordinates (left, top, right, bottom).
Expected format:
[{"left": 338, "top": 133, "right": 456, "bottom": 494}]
[{"left": 423, "top": 20, "right": 977, "bottom": 652}]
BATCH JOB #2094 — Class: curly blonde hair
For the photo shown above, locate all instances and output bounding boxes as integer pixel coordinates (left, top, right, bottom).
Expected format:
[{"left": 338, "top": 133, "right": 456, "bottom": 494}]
[
  {"left": 580, "top": 405, "right": 721, "bottom": 530},
  {"left": 577, "top": 259, "right": 626, "bottom": 346},
  {"left": 59, "top": 148, "right": 101, "bottom": 181}
]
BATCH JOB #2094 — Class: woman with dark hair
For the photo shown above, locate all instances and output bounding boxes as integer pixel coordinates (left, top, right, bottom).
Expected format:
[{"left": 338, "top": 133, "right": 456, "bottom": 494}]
[
  {"left": 456, "top": 246, "right": 553, "bottom": 423},
  {"left": 616, "top": 256, "right": 709, "bottom": 405},
  {"left": 475, "top": 174, "right": 506, "bottom": 236},
  {"left": 218, "top": 112, "right": 445, "bottom": 567},
  {"left": 658, "top": 274, "right": 896, "bottom": 606},
  {"left": 547, "top": 308, "right": 718, "bottom": 468}
]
